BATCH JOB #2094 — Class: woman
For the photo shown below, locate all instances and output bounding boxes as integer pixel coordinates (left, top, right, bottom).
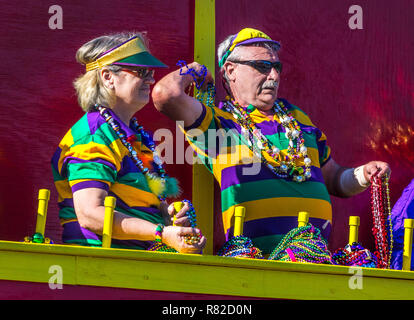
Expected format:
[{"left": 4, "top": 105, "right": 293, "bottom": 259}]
[{"left": 51, "top": 32, "right": 205, "bottom": 253}]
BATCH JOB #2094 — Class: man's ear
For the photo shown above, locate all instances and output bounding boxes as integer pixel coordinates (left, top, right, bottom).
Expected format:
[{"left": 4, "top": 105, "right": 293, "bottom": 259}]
[{"left": 223, "top": 61, "right": 236, "bottom": 82}]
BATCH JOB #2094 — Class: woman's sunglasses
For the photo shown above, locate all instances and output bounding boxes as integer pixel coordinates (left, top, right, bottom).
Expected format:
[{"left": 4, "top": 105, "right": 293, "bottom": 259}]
[{"left": 120, "top": 67, "right": 154, "bottom": 78}]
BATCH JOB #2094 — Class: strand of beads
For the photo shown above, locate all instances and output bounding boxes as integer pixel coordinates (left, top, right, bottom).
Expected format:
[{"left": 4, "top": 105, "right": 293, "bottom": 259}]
[
  {"left": 384, "top": 175, "right": 393, "bottom": 267},
  {"left": 177, "top": 60, "right": 216, "bottom": 108},
  {"left": 275, "top": 100, "right": 312, "bottom": 182},
  {"left": 223, "top": 98, "right": 311, "bottom": 182},
  {"left": 217, "top": 235, "right": 264, "bottom": 259},
  {"left": 177, "top": 60, "right": 207, "bottom": 90},
  {"left": 370, "top": 173, "right": 393, "bottom": 269},
  {"left": 94, "top": 105, "right": 179, "bottom": 200},
  {"left": 180, "top": 199, "right": 201, "bottom": 245},
  {"left": 196, "top": 83, "right": 216, "bottom": 108},
  {"left": 147, "top": 242, "right": 177, "bottom": 253},
  {"left": 24, "top": 233, "right": 54, "bottom": 244},
  {"left": 268, "top": 224, "right": 334, "bottom": 264},
  {"left": 332, "top": 242, "right": 378, "bottom": 268}
]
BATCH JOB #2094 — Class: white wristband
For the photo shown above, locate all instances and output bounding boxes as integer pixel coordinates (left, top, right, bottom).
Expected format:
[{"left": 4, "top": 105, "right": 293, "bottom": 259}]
[
  {"left": 354, "top": 165, "right": 369, "bottom": 188},
  {"left": 339, "top": 165, "right": 369, "bottom": 197}
]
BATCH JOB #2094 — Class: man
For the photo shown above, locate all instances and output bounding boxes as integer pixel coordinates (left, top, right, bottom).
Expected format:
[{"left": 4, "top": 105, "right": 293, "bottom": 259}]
[{"left": 152, "top": 28, "right": 390, "bottom": 254}]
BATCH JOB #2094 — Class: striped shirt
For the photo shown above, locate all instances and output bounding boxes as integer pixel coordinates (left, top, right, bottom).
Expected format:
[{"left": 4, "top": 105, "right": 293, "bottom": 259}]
[
  {"left": 183, "top": 98, "right": 332, "bottom": 254},
  {"left": 51, "top": 108, "right": 164, "bottom": 249}
]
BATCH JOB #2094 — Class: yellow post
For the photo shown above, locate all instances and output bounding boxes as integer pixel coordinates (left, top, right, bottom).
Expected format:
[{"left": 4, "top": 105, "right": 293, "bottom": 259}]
[
  {"left": 173, "top": 201, "right": 184, "bottom": 226},
  {"left": 35, "top": 189, "right": 50, "bottom": 236},
  {"left": 192, "top": 0, "right": 215, "bottom": 255},
  {"left": 348, "top": 216, "right": 360, "bottom": 245},
  {"left": 102, "top": 196, "right": 116, "bottom": 248},
  {"left": 403, "top": 219, "right": 414, "bottom": 271},
  {"left": 233, "top": 207, "right": 246, "bottom": 237},
  {"left": 298, "top": 211, "right": 309, "bottom": 227}
]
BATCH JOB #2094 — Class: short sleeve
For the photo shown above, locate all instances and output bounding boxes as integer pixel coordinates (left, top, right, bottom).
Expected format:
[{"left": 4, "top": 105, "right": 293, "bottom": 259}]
[
  {"left": 180, "top": 103, "right": 238, "bottom": 172},
  {"left": 317, "top": 131, "right": 331, "bottom": 167},
  {"left": 60, "top": 134, "right": 121, "bottom": 193}
]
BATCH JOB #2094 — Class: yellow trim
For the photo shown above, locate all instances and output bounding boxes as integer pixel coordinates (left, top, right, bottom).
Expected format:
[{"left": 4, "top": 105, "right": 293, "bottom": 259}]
[
  {"left": 193, "top": 0, "right": 215, "bottom": 255},
  {"left": 68, "top": 179, "right": 111, "bottom": 188},
  {"left": 403, "top": 219, "right": 414, "bottom": 271},
  {"left": 222, "top": 198, "right": 332, "bottom": 232},
  {"left": 85, "top": 37, "right": 148, "bottom": 71},
  {"left": 1, "top": 240, "right": 414, "bottom": 299},
  {"left": 348, "top": 216, "right": 360, "bottom": 245},
  {"left": 35, "top": 189, "right": 50, "bottom": 236},
  {"left": 102, "top": 196, "right": 116, "bottom": 248},
  {"left": 60, "top": 218, "right": 78, "bottom": 225}
]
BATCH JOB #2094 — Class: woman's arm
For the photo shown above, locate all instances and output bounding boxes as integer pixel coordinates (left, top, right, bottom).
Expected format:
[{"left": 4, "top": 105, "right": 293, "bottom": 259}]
[{"left": 73, "top": 187, "right": 206, "bottom": 253}]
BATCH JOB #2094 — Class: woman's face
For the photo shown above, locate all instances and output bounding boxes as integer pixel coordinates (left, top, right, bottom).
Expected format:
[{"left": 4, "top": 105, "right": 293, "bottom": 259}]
[{"left": 104, "top": 66, "right": 155, "bottom": 110}]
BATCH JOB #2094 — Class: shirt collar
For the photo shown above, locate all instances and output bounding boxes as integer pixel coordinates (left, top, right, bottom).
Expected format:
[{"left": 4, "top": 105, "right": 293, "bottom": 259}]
[{"left": 99, "top": 107, "right": 138, "bottom": 141}]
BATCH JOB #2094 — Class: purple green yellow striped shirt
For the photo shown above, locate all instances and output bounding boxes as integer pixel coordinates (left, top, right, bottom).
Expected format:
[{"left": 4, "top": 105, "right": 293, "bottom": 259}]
[
  {"left": 51, "top": 108, "right": 164, "bottom": 249},
  {"left": 183, "top": 98, "right": 332, "bottom": 254}
]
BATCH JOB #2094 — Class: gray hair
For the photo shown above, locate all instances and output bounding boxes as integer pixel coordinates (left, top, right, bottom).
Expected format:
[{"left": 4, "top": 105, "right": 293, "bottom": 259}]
[
  {"left": 73, "top": 31, "right": 148, "bottom": 112},
  {"left": 217, "top": 34, "right": 280, "bottom": 83}
]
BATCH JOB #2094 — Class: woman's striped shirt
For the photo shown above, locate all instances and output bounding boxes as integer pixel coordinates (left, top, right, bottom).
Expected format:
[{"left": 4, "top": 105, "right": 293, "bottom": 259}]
[{"left": 51, "top": 108, "right": 164, "bottom": 249}]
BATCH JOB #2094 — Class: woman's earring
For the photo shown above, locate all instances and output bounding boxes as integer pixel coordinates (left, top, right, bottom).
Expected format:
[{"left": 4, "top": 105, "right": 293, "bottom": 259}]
[{"left": 109, "top": 85, "right": 114, "bottom": 90}]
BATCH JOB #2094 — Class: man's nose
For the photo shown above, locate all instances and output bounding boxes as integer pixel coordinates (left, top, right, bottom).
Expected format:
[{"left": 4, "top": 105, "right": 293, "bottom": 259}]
[{"left": 268, "top": 66, "right": 280, "bottom": 80}]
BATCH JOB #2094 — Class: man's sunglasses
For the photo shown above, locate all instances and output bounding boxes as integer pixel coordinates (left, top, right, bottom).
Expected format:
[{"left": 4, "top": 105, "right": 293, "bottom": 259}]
[
  {"left": 229, "top": 60, "right": 282, "bottom": 74},
  {"left": 120, "top": 67, "right": 154, "bottom": 78}
]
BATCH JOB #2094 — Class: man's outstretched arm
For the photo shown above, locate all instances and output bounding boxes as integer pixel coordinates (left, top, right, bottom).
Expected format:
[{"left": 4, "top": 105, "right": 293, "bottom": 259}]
[{"left": 322, "top": 158, "right": 391, "bottom": 197}]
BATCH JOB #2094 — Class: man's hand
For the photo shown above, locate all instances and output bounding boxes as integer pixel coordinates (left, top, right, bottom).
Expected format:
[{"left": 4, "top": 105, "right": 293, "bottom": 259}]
[
  {"left": 322, "top": 158, "right": 391, "bottom": 198},
  {"left": 152, "top": 61, "right": 214, "bottom": 127},
  {"left": 363, "top": 161, "right": 391, "bottom": 182}
]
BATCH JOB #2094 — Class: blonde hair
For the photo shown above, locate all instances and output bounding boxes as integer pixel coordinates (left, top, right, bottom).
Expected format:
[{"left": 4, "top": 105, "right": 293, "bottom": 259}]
[{"left": 73, "top": 31, "right": 149, "bottom": 112}]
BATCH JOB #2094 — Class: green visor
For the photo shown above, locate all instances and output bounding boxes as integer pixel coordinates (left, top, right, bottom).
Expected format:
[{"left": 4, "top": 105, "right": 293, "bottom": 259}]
[{"left": 113, "top": 51, "right": 168, "bottom": 68}]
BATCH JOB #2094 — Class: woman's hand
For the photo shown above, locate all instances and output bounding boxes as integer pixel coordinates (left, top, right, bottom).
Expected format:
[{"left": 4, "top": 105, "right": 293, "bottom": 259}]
[
  {"left": 166, "top": 201, "right": 192, "bottom": 227},
  {"left": 162, "top": 225, "right": 206, "bottom": 254}
]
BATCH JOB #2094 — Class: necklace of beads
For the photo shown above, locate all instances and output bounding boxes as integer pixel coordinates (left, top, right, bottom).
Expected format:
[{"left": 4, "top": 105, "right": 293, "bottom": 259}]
[
  {"left": 94, "top": 104, "right": 178, "bottom": 200},
  {"left": 181, "top": 199, "right": 202, "bottom": 245},
  {"left": 370, "top": 173, "right": 393, "bottom": 269},
  {"left": 332, "top": 242, "right": 378, "bottom": 268},
  {"left": 223, "top": 98, "right": 311, "bottom": 182},
  {"left": 147, "top": 242, "right": 178, "bottom": 252},
  {"left": 177, "top": 60, "right": 207, "bottom": 90},
  {"left": 217, "top": 235, "right": 264, "bottom": 259},
  {"left": 268, "top": 224, "right": 334, "bottom": 264}
]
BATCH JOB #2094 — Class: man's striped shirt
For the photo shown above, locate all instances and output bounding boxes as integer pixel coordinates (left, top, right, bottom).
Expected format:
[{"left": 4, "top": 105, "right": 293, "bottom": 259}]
[{"left": 183, "top": 98, "right": 332, "bottom": 254}]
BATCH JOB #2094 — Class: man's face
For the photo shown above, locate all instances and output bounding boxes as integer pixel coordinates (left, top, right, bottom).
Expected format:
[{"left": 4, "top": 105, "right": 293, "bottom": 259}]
[{"left": 225, "top": 46, "right": 280, "bottom": 111}]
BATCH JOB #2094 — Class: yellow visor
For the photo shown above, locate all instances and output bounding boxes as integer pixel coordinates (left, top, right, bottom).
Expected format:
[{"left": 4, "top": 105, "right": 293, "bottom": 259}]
[{"left": 85, "top": 36, "right": 167, "bottom": 72}]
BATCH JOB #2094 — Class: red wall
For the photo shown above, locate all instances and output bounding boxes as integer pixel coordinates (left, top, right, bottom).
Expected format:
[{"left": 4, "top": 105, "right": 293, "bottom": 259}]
[
  {"left": 0, "top": 0, "right": 194, "bottom": 242},
  {"left": 0, "top": 0, "right": 413, "bottom": 255}
]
